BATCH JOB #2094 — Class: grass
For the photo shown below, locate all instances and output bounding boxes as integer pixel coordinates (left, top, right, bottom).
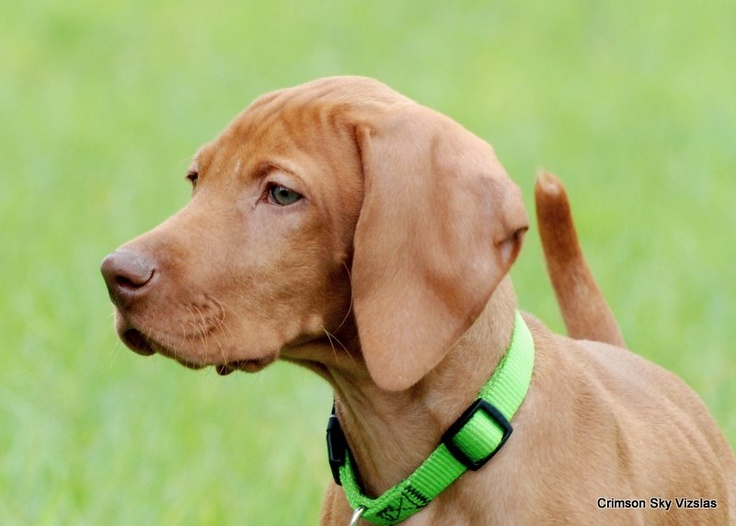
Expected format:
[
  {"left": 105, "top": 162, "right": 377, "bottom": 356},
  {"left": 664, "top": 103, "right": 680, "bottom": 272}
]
[{"left": 1, "top": 0, "right": 734, "bottom": 523}]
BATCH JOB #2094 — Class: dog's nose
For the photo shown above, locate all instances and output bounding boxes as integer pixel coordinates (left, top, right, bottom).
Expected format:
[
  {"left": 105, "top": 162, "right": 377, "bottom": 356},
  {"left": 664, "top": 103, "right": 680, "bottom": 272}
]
[{"left": 100, "top": 250, "right": 156, "bottom": 308}]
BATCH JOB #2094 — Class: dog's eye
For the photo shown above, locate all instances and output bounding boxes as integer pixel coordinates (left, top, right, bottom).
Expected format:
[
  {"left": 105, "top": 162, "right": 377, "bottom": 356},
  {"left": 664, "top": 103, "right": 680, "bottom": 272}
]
[
  {"left": 186, "top": 170, "right": 199, "bottom": 188},
  {"left": 268, "top": 184, "right": 302, "bottom": 206}
]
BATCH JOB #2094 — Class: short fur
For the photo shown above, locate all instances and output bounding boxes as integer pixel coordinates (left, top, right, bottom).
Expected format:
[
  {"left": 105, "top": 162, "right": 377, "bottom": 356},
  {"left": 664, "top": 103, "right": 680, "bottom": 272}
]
[{"left": 101, "top": 76, "right": 735, "bottom": 524}]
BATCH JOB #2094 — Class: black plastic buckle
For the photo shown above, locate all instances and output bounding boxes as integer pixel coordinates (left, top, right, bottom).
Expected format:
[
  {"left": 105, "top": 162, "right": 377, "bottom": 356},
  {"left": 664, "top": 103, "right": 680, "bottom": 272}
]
[
  {"left": 326, "top": 405, "right": 347, "bottom": 485},
  {"left": 441, "top": 398, "right": 513, "bottom": 471}
]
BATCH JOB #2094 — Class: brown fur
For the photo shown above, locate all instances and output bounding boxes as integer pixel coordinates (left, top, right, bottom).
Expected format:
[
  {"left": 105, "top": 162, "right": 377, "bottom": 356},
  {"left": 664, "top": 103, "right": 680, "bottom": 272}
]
[
  {"left": 535, "top": 171, "right": 626, "bottom": 348},
  {"left": 101, "top": 76, "right": 735, "bottom": 524}
]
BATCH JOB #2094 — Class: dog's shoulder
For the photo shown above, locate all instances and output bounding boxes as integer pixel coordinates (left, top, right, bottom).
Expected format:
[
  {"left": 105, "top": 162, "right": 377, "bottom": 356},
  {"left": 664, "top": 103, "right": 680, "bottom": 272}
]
[{"left": 514, "top": 313, "right": 734, "bottom": 514}]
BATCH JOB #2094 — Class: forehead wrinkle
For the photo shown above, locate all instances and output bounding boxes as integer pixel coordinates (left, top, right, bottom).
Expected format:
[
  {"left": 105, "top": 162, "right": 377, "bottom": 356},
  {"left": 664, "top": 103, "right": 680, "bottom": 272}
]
[
  {"left": 222, "top": 76, "right": 413, "bottom": 151},
  {"left": 258, "top": 97, "right": 358, "bottom": 225},
  {"left": 214, "top": 80, "right": 368, "bottom": 183}
]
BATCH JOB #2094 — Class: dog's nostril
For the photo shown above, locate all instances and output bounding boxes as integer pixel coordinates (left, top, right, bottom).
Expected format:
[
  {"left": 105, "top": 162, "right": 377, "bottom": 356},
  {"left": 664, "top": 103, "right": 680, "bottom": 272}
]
[{"left": 114, "top": 269, "right": 154, "bottom": 290}]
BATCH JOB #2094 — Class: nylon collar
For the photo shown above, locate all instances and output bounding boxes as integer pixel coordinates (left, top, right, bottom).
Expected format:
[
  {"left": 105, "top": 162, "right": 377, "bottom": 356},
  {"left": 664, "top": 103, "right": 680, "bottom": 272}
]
[{"left": 326, "top": 311, "right": 535, "bottom": 525}]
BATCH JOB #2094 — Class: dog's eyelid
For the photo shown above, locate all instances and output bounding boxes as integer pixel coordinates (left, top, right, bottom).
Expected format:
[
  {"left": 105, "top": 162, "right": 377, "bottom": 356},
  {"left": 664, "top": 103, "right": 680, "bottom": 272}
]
[
  {"left": 267, "top": 183, "right": 303, "bottom": 206},
  {"left": 260, "top": 163, "right": 308, "bottom": 193},
  {"left": 185, "top": 170, "right": 199, "bottom": 186},
  {"left": 253, "top": 163, "right": 274, "bottom": 179},
  {"left": 259, "top": 159, "right": 302, "bottom": 179}
]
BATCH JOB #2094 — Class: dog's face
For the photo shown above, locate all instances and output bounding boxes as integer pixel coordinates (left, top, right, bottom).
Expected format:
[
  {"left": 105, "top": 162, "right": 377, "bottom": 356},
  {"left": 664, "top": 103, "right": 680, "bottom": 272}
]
[
  {"left": 101, "top": 82, "right": 368, "bottom": 374},
  {"left": 101, "top": 76, "right": 528, "bottom": 390}
]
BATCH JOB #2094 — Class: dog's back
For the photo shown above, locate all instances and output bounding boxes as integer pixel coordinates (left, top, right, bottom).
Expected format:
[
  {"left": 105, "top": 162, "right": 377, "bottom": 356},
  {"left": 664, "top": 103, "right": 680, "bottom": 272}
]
[{"left": 534, "top": 171, "right": 736, "bottom": 521}]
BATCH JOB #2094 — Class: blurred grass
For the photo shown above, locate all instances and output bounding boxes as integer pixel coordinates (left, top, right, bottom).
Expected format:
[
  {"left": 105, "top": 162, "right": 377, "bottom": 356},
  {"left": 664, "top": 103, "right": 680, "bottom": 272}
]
[{"left": 1, "top": 0, "right": 734, "bottom": 523}]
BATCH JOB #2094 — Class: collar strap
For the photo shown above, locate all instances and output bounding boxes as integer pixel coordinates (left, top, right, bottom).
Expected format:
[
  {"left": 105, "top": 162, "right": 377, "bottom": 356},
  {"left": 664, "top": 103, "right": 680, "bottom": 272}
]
[{"left": 326, "top": 311, "right": 535, "bottom": 525}]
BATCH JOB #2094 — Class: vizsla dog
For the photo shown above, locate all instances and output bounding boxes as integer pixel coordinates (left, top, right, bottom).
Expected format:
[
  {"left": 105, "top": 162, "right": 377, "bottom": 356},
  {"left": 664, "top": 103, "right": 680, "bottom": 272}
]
[{"left": 101, "top": 76, "right": 735, "bottom": 524}]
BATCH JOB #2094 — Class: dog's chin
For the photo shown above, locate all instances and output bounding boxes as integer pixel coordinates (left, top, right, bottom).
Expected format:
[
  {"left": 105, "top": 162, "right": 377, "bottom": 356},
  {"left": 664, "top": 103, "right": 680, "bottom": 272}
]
[{"left": 118, "top": 326, "right": 277, "bottom": 375}]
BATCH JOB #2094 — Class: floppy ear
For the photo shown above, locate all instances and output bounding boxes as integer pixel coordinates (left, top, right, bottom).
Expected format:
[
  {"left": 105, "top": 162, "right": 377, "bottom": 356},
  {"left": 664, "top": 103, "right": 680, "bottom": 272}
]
[{"left": 351, "top": 104, "right": 529, "bottom": 392}]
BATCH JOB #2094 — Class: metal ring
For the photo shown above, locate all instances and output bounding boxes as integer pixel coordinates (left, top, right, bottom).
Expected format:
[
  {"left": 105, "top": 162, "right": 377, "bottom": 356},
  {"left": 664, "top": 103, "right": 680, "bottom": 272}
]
[{"left": 348, "top": 506, "right": 366, "bottom": 526}]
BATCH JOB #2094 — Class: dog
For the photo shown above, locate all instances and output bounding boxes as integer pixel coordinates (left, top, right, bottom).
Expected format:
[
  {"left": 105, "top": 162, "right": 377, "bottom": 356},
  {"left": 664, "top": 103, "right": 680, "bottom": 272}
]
[{"left": 101, "top": 76, "right": 735, "bottom": 524}]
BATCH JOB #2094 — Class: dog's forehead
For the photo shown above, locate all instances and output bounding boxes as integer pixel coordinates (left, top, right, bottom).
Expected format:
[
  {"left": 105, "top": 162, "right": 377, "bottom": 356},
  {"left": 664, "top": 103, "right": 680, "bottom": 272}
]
[
  {"left": 232, "top": 76, "right": 412, "bottom": 138},
  {"left": 195, "top": 77, "right": 414, "bottom": 173},
  {"left": 248, "top": 76, "right": 412, "bottom": 114}
]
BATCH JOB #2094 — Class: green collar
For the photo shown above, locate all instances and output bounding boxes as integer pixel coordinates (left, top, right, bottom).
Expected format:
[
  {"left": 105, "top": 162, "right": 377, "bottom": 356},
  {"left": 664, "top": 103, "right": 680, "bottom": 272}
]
[{"left": 326, "top": 311, "right": 535, "bottom": 525}]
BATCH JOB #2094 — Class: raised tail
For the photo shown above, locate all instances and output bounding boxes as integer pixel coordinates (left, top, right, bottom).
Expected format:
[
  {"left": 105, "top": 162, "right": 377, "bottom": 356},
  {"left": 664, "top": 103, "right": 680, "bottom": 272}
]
[{"left": 534, "top": 171, "right": 626, "bottom": 348}]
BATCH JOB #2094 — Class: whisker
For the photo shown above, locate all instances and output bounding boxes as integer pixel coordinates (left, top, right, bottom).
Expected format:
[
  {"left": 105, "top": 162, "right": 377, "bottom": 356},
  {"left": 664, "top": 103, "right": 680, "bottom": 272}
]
[
  {"left": 184, "top": 305, "right": 200, "bottom": 333},
  {"left": 209, "top": 295, "right": 235, "bottom": 340},
  {"left": 205, "top": 294, "right": 234, "bottom": 366},
  {"left": 191, "top": 303, "right": 211, "bottom": 364},
  {"left": 323, "top": 327, "right": 355, "bottom": 364},
  {"left": 332, "top": 262, "right": 354, "bottom": 334}
]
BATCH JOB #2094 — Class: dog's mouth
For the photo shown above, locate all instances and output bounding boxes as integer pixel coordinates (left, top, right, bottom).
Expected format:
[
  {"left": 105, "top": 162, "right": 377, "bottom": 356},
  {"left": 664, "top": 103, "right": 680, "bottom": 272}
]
[
  {"left": 215, "top": 357, "right": 276, "bottom": 376},
  {"left": 122, "top": 328, "right": 156, "bottom": 356},
  {"left": 120, "top": 327, "right": 276, "bottom": 375}
]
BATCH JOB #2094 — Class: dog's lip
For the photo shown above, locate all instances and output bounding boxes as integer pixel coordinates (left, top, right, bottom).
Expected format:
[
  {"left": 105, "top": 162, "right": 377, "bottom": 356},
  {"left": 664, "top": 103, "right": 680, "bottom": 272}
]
[
  {"left": 216, "top": 356, "right": 276, "bottom": 376},
  {"left": 122, "top": 328, "right": 156, "bottom": 356},
  {"left": 119, "top": 325, "right": 277, "bottom": 373},
  {"left": 216, "top": 364, "right": 235, "bottom": 376}
]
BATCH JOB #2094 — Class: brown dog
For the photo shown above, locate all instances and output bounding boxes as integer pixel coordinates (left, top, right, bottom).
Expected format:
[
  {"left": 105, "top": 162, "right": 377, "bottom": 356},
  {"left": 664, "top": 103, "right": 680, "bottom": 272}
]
[{"left": 101, "top": 77, "right": 735, "bottom": 524}]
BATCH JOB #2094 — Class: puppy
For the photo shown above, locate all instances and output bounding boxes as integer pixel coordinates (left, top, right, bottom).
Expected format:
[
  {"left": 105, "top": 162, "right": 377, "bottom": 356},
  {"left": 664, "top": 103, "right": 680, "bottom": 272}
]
[{"left": 101, "top": 77, "right": 735, "bottom": 524}]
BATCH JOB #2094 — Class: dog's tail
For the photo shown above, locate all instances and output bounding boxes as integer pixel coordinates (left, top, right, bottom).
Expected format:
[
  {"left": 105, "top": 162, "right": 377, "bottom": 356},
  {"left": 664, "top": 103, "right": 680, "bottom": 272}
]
[{"left": 534, "top": 171, "right": 626, "bottom": 348}]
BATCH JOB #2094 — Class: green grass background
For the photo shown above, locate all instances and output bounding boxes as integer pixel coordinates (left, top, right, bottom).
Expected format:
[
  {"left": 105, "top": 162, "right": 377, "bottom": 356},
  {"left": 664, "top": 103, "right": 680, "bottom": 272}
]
[{"left": 2, "top": 0, "right": 734, "bottom": 523}]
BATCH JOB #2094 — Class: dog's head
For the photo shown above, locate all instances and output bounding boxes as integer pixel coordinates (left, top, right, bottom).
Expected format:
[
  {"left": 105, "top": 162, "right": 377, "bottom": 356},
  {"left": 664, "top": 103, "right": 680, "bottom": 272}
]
[{"left": 101, "top": 76, "right": 528, "bottom": 391}]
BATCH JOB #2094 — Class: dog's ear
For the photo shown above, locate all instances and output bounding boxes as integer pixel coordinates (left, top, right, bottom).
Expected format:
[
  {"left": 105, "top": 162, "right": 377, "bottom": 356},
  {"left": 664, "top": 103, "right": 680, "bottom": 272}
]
[{"left": 352, "top": 105, "right": 528, "bottom": 392}]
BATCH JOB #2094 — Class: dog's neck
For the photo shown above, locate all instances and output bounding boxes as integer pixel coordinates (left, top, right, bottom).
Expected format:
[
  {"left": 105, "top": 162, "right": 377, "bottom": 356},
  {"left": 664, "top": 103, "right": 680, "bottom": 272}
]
[{"left": 320, "top": 278, "right": 518, "bottom": 496}]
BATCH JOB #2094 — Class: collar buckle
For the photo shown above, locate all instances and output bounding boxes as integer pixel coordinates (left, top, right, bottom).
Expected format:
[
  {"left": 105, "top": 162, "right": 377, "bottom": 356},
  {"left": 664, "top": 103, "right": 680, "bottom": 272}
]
[
  {"left": 441, "top": 398, "right": 513, "bottom": 471},
  {"left": 325, "top": 312, "right": 534, "bottom": 524},
  {"left": 326, "top": 405, "right": 347, "bottom": 485}
]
